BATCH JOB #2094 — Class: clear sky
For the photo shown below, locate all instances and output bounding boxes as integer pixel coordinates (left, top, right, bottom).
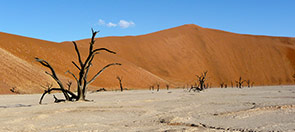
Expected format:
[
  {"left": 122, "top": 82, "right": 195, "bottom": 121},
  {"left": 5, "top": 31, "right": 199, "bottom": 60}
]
[{"left": 0, "top": 0, "right": 294, "bottom": 42}]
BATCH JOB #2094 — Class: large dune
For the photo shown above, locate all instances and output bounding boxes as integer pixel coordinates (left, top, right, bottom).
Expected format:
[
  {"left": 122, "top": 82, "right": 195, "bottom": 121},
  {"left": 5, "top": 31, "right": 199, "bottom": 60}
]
[{"left": 1, "top": 24, "right": 295, "bottom": 94}]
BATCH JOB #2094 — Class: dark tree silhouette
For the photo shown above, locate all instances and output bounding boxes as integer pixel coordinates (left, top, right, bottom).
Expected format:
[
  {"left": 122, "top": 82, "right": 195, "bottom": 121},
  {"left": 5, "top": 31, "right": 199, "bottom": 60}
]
[
  {"left": 10, "top": 87, "right": 20, "bottom": 94},
  {"left": 196, "top": 71, "right": 207, "bottom": 90},
  {"left": 116, "top": 76, "right": 124, "bottom": 92},
  {"left": 189, "top": 71, "right": 208, "bottom": 92},
  {"left": 36, "top": 29, "right": 121, "bottom": 104},
  {"left": 166, "top": 84, "right": 169, "bottom": 90},
  {"left": 156, "top": 83, "right": 160, "bottom": 92},
  {"left": 235, "top": 77, "right": 245, "bottom": 88},
  {"left": 150, "top": 85, "right": 154, "bottom": 91},
  {"left": 246, "top": 80, "right": 251, "bottom": 88},
  {"left": 220, "top": 82, "right": 225, "bottom": 88}
]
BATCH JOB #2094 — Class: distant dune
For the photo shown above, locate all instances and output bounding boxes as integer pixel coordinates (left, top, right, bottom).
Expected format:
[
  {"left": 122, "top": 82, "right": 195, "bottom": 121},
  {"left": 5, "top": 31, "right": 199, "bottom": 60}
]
[{"left": 1, "top": 24, "right": 295, "bottom": 94}]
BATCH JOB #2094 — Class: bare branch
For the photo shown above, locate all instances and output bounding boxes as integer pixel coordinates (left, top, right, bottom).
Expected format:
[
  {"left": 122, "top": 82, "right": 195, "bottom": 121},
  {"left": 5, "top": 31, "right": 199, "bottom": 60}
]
[
  {"left": 72, "top": 61, "right": 81, "bottom": 70},
  {"left": 66, "top": 70, "right": 78, "bottom": 82},
  {"left": 39, "top": 88, "right": 77, "bottom": 104},
  {"left": 66, "top": 81, "right": 72, "bottom": 91},
  {"left": 35, "top": 57, "right": 70, "bottom": 100},
  {"left": 89, "top": 29, "right": 99, "bottom": 54},
  {"left": 93, "top": 48, "right": 116, "bottom": 54},
  {"left": 39, "top": 88, "right": 62, "bottom": 104},
  {"left": 87, "top": 63, "right": 121, "bottom": 85},
  {"left": 72, "top": 41, "right": 83, "bottom": 66}
]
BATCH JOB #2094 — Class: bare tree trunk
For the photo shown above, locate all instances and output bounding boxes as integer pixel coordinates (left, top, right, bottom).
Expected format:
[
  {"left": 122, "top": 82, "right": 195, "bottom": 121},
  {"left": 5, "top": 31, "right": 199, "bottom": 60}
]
[
  {"left": 157, "top": 84, "right": 160, "bottom": 92},
  {"left": 117, "top": 76, "right": 123, "bottom": 92},
  {"left": 166, "top": 84, "right": 169, "bottom": 90}
]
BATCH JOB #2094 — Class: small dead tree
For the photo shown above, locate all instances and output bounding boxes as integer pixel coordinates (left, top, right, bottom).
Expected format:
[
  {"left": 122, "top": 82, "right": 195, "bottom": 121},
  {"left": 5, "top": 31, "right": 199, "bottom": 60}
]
[
  {"left": 116, "top": 76, "right": 123, "bottom": 92},
  {"left": 189, "top": 71, "right": 208, "bottom": 92},
  {"left": 197, "top": 71, "right": 207, "bottom": 90},
  {"left": 156, "top": 83, "right": 160, "bottom": 92},
  {"left": 36, "top": 29, "right": 121, "bottom": 104},
  {"left": 10, "top": 87, "right": 20, "bottom": 94},
  {"left": 246, "top": 80, "right": 251, "bottom": 88},
  {"left": 235, "top": 77, "right": 245, "bottom": 88},
  {"left": 150, "top": 85, "right": 154, "bottom": 91},
  {"left": 166, "top": 84, "right": 169, "bottom": 90},
  {"left": 220, "top": 82, "right": 225, "bottom": 88}
]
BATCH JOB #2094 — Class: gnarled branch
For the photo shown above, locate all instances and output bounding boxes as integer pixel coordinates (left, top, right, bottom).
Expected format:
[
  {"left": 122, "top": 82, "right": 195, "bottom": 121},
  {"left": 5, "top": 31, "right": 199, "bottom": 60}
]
[
  {"left": 35, "top": 58, "right": 70, "bottom": 100},
  {"left": 39, "top": 88, "right": 77, "bottom": 104}
]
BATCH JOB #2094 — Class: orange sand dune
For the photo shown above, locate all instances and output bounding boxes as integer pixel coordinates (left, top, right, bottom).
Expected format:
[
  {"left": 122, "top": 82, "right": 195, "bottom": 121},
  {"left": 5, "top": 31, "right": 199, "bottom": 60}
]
[{"left": 1, "top": 24, "right": 295, "bottom": 94}]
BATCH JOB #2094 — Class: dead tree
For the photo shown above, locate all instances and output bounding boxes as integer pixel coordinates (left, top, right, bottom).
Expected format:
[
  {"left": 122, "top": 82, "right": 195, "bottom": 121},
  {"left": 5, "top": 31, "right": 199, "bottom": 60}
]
[
  {"left": 246, "top": 80, "right": 251, "bottom": 88},
  {"left": 166, "top": 84, "right": 169, "bottom": 90},
  {"left": 10, "top": 87, "right": 20, "bottom": 94},
  {"left": 156, "top": 83, "right": 160, "bottom": 92},
  {"left": 150, "top": 85, "right": 154, "bottom": 91},
  {"left": 36, "top": 29, "right": 121, "bottom": 104},
  {"left": 197, "top": 71, "right": 207, "bottom": 90},
  {"left": 235, "top": 77, "right": 245, "bottom": 88},
  {"left": 220, "top": 82, "right": 225, "bottom": 88},
  {"left": 116, "top": 76, "right": 123, "bottom": 92},
  {"left": 189, "top": 71, "right": 208, "bottom": 92}
]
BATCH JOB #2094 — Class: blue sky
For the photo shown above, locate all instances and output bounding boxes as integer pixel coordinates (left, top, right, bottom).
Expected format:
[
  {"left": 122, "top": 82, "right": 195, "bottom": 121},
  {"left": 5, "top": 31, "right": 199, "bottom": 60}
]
[{"left": 0, "top": 0, "right": 294, "bottom": 42}]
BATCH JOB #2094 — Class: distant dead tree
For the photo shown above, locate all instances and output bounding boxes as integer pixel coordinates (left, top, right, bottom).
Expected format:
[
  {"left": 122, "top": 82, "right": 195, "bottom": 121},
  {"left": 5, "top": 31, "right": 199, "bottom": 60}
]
[
  {"left": 189, "top": 71, "right": 208, "bottom": 92},
  {"left": 220, "top": 82, "right": 225, "bottom": 88},
  {"left": 166, "top": 84, "right": 169, "bottom": 90},
  {"left": 150, "top": 85, "right": 154, "bottom": 91},
  {"left": 246, "top": 80, "right": 251, "bottom": 88},
  {"left": 235, "top": 77, "right": 245, "bottom": 88},
  {"left": 10, "top": 87, "right": 20, "bottom": 94},
  {"left": 116, "top": 76, "right": 124, "bottom": 92},
  {"left": 157, "top": 83, "right": 160, "bottom": 92},
  {"left": 224, "top": 84, "right": 227, "bottom": 88},
  {"left": 230, "top": 81, "right": 234, "bottom": 88},
  {"left": 197, "top": 71, "right": 207, "bottom": 90},
  {"left": 36, "top": 29, "right": 121, "bottom": 104}
]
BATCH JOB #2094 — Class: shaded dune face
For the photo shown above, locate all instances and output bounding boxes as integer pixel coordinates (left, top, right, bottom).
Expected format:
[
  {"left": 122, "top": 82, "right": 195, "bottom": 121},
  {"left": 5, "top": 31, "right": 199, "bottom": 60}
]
[{"left": 1, "top": 24, "right": 295, "bottom": 94}]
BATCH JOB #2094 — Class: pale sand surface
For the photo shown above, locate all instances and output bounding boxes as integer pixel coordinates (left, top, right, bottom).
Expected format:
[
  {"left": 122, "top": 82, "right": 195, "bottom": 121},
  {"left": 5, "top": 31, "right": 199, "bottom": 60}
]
[{"left": 0, "top": 86, "right": 295, "bottom": 132}]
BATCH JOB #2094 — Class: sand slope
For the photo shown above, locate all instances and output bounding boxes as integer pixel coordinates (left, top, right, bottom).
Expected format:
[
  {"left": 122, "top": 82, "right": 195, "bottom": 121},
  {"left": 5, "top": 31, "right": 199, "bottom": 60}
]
[
  {"left": 74, "top": 24, "right": 295, "bottom": 86},
  {"left": 1, "top": 24, "right": 295, "bottom": 94}
]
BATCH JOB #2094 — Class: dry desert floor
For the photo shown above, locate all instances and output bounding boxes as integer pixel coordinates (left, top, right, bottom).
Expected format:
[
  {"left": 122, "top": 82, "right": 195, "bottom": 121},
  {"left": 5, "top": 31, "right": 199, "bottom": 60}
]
[{"left": 0, "top": 86, "right": 295, "bottom": 132}]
